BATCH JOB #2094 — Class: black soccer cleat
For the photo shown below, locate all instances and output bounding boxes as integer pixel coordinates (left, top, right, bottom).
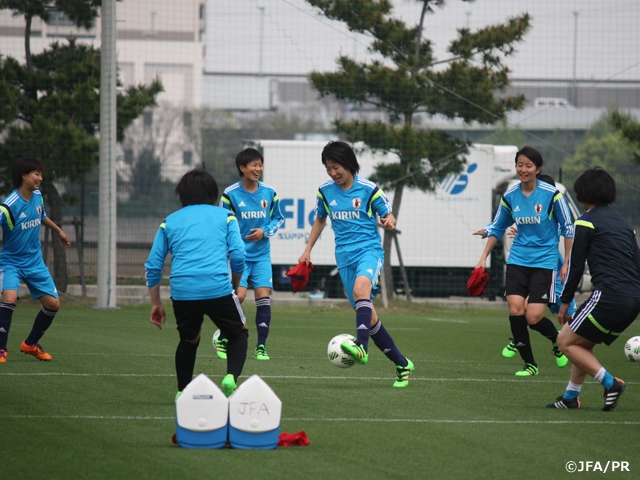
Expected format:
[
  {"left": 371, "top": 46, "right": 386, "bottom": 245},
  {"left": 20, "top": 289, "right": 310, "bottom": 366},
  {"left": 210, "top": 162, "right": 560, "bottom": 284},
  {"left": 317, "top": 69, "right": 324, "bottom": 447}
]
[
  {"left": 602, "top": 377, "right": 627, "bottom": 412},
  {"left": 546, "top": 395, "right": 581, "bottom": 409}
]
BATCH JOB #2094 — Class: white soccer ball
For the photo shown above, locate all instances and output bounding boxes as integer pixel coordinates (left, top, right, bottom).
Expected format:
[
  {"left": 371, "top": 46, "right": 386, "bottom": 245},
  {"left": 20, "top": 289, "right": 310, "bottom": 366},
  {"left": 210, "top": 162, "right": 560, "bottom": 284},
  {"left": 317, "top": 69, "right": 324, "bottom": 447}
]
[
  {"left": 624, "top": 336, "right": 640, "bottom": 362},
  {"left": 327, "top": 334, "right": 357, "bottom": 368}
]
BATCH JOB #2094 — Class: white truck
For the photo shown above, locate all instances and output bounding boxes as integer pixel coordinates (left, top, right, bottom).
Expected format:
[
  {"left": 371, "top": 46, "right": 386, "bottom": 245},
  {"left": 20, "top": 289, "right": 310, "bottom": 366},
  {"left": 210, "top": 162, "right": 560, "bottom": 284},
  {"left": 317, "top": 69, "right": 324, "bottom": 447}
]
[{"left": 251, "top": 140, "right": 585, "bottom": 297}]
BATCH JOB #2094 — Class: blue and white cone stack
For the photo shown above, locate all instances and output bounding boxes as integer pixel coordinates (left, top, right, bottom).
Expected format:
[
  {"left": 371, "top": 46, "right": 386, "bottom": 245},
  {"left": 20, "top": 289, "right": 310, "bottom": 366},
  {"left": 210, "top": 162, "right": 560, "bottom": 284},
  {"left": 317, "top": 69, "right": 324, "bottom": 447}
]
[
  {"left": 175, "top": 373, "right": 229, "bottom": 448},
  {"left": 228, "top": 374, "right": 282, "bottom": 450},
  {"left": 175, "top": 373, "right": 282, "bottom": 450}
]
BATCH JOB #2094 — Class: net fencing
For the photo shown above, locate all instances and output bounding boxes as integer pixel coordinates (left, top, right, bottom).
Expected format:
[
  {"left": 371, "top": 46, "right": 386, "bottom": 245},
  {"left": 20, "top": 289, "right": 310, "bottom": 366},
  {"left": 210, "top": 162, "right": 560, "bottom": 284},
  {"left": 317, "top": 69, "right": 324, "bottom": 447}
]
[{"left": 1, "top": 0, "right": 638, "bottom": 299}]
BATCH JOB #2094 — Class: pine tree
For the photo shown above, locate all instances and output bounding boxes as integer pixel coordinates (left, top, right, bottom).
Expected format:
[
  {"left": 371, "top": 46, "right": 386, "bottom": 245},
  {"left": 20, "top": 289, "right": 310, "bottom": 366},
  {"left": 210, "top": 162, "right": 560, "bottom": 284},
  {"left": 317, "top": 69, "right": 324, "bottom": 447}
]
[
  {"left": 610, "top": 109, "right": 640, "bottom": 163},
  {"left": 306, "top": 0, "right": 530, "bottom": 291},
  {"left": 0, "top": 0, "right": 162, "bottom": 292}
]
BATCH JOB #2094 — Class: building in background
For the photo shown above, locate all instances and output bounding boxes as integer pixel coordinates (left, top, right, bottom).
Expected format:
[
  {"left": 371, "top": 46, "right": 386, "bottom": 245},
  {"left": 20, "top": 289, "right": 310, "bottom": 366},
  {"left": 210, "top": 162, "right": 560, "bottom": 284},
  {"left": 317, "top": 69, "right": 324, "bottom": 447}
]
[
  {"left": 0, "top": 0, "right": 204, "bottom": 182},
  {"left": 201, "top": 0, "right": 640, "bottom": 115}
]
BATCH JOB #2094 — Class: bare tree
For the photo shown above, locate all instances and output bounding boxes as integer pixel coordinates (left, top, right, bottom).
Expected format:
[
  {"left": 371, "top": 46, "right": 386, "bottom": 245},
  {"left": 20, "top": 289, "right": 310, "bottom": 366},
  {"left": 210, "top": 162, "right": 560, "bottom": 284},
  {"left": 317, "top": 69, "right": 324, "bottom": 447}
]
[{"left": 119, "top": 103, "right": 200, "bottom": 198}]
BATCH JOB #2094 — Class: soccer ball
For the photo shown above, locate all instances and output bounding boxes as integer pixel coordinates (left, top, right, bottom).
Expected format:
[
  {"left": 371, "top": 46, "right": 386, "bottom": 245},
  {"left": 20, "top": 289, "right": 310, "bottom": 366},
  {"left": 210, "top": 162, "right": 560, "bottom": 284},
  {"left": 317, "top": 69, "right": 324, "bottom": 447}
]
[
  {"left": 624, "top": 336, "right": 640, "bottom": 362},
  {"left": 327, "top": 334, "right": 357, "bottom": 368}
]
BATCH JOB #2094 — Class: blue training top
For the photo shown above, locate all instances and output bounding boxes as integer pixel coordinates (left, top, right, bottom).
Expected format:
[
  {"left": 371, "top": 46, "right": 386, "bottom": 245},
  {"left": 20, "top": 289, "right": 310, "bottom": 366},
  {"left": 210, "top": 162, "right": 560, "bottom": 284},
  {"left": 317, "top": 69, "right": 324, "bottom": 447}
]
[
  {"left": 485, "top": 180, "right": 574, "bottom": 270},
  {"left": 145, "top": 204, "right": 245, "bottom": 301},
  {"left": 219, "top": 181, "right": 284, "bottom": 262},
  {"left": 0, "top": 189, "right": 48, "bottom": 268},
  {"left": 315, "top": 175, "right": 392, "bottom": 268}
]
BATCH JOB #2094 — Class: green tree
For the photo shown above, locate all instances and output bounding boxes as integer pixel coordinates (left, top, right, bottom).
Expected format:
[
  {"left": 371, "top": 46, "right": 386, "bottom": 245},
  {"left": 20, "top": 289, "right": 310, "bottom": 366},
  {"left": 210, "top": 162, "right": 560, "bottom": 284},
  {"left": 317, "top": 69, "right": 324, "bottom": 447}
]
[
  {"left": 306, "top": 0, "right": 530, "bottom": 288},
  {"left": 610, "top": 108, "right": 640, "bottom": 163},
  {"left": 484, "top": 124, "right": 526, "bottom": 148},
  {"left": 0, "top": 0, "right": 162, "bottom": 291},
  {"left": 197, "top": 110, "right": 332, "bottom": 191},
  {"left": 563, "top": 115, "right": 639, "bottom": 225}
]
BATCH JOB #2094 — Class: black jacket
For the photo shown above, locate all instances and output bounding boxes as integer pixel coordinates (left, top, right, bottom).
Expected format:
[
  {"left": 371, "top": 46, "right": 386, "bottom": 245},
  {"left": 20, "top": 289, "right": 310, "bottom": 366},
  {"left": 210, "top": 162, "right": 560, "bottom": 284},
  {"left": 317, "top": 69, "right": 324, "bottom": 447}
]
[{"left": 562, "top": 205, "right": 640, "bottom": 303}]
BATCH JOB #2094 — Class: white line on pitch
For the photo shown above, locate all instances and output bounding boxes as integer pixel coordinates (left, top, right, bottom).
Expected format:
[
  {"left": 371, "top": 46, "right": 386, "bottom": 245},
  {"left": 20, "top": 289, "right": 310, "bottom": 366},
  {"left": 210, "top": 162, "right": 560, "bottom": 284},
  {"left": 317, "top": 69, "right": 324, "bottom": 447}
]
[
  {"left": 0, "top": 414, "right": 637, "bottom": 425},
  {"left": 284, "top": 418, "right": 640, "bottom": 425},
  {"left": 23, "top": 353, "right": 486, "bottom": 363},
  {"left": 2, "top": 372, "right": 631, "bottom": 385},
  {"left": 38, "top": 323, "right": 428, "bottom": 330},
  {"left": 424, "top": 317, "right": 468, "bottom": 323},
  {"left": 0, "top": 414, "right": 174, "bottom": 420}
]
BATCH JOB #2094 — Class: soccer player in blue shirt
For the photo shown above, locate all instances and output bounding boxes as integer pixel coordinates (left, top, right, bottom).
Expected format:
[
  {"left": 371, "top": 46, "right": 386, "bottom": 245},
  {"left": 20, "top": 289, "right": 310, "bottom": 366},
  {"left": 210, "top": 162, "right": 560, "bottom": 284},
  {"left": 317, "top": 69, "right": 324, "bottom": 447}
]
[
  {"left": 502, "top": 175, "right": 577, "bottom": 358},
  {"left": 298, "top": 141, "right": 414, "bottom": 388},
  {"left": 547, "top": 167, "right": 640, "bottom": 411},
  {"left": 216, "top": 148, "right": 284, "bottom": 361},
  {"left": 145, "top": 169, "right": 248, "bottom": 397},
  {"left": 0, "top": 157, "right": 71, "bottom": 363},
  {"left": 474, "top": 147, "right": 573, "bottom": 376}
]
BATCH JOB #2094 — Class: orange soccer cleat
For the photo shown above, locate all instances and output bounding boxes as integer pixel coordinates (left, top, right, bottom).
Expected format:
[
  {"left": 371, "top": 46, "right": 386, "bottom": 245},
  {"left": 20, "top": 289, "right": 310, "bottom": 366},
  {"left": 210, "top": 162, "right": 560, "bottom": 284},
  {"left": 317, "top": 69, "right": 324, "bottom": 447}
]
[{"left": 20, "top": 341, "right": 52, "bottom": 361}]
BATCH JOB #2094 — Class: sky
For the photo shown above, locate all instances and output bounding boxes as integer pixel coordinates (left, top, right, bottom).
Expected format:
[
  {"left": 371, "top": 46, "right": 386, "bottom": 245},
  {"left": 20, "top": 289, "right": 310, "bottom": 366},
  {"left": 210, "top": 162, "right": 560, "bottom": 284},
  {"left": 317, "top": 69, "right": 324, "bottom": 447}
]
[{"left": 205, "top": 0, "right": 640, "bottom": 82}]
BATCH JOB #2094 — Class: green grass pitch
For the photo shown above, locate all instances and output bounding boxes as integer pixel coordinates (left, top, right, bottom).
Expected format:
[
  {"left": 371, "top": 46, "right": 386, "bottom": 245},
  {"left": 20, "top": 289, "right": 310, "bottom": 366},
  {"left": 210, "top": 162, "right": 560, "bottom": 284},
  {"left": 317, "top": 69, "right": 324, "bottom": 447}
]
[{"left": 1, "top": 298, "right": 639, "bottom": 479}]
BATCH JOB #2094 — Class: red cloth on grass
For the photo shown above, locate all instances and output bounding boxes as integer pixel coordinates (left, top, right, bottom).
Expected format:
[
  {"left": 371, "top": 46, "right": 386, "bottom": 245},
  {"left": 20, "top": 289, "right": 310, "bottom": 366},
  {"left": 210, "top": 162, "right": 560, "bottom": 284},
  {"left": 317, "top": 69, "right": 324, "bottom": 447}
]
[
  {"left": 174, "top": 431, "right": 310, "bottom": 447},
  {"left": 285, "top": 262, "right": 313, "bottom": 293},
  {"left": 278, "top": 431, "right": 310, "bottom": 447},
  {"left": 467, "top": 268, "right": 489, "bottom": 296}
]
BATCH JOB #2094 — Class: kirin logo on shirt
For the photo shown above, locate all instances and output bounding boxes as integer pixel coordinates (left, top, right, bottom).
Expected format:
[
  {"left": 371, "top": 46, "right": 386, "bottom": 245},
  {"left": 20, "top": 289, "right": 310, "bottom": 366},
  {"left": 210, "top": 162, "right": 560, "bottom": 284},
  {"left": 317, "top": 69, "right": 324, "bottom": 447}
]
[{"left": 352, "top": 198, "right": 361, "bottom": 209}]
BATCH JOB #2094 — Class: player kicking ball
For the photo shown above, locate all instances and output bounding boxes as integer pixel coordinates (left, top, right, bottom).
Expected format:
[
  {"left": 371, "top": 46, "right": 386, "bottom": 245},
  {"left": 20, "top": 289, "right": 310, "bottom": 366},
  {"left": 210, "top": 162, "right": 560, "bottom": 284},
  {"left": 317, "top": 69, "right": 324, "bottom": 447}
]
[
  {"left": 0, "top": 157, "right": 71, "bottom": 364},
  {"left": 547, "top": 167, "right": 640, "bottom": 411},
  {"left": 298, "top": 141, "right": 414, "bottom": 388}
]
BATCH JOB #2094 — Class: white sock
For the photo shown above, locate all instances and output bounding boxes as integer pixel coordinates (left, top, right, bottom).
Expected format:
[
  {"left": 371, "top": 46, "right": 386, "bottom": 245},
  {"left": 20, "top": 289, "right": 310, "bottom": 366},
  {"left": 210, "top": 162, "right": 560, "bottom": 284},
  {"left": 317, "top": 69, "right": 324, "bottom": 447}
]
[
  {"left": 593, "top": 367, "right": 606, "bottom": 383},
  {"left": 567, "top": 381, "right": 583, "bottom": 392}
]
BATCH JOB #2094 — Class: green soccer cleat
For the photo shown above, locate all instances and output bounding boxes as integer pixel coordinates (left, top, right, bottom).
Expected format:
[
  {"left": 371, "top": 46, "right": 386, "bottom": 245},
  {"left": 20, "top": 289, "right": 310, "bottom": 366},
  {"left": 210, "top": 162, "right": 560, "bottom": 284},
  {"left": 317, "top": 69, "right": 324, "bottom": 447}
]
[
  {"left": 255, "top": 344, "right": 270, "bottom": 361},
  {"left": 340, "top": 341, "right": 368, "bottom": 364},
  {"left": 175, "top": 391, "right": 182, "bottom": 401},
  {"left": 213, "top": 337, "right": 228, "bottom": 360},
  {"left": 221, "top": 374, "right": 237, "bottom": 398},
  {"left": 515, "top": 363, "right": 538, "bottom": 376},
  {"left": 393, "top": 358, "right": 415, "bottom": 388},
  {"left": 552, "top": 343, "right": 569, "bottom": 368},
  {"left": 502, "top": 339, "right": 518, "bottom": 359}
]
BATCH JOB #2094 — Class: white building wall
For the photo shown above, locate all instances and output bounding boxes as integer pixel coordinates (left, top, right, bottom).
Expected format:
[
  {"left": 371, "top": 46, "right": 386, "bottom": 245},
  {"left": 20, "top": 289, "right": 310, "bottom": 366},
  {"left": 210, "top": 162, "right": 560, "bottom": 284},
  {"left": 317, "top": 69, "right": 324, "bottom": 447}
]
[{"left": 0, "top": 1, "right": 204, "bottom": 181}]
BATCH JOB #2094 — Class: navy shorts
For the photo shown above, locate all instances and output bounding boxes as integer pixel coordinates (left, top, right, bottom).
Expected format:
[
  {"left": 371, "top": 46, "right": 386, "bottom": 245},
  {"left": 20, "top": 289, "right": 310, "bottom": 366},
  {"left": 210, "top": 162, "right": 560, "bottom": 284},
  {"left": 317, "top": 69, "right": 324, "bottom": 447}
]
[
  {"left": 568, "top": 290, "right": 640, "bottom": 345},
  {"left": 172, "top": 293, "right": 246, "bottom": 341},
  {"left": 505, "top": 264, "right": 554, "bottom": 304}
]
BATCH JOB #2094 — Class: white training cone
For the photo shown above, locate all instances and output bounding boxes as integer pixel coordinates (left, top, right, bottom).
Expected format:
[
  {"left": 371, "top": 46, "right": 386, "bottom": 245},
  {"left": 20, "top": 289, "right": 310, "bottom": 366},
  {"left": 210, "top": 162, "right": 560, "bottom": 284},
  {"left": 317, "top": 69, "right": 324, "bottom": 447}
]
[
  {"left": 228, "top": 375, "right": 282, "bottom": 449},
  {"left": 175, "top": 373, "right": 229, "bottom": 449}
]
